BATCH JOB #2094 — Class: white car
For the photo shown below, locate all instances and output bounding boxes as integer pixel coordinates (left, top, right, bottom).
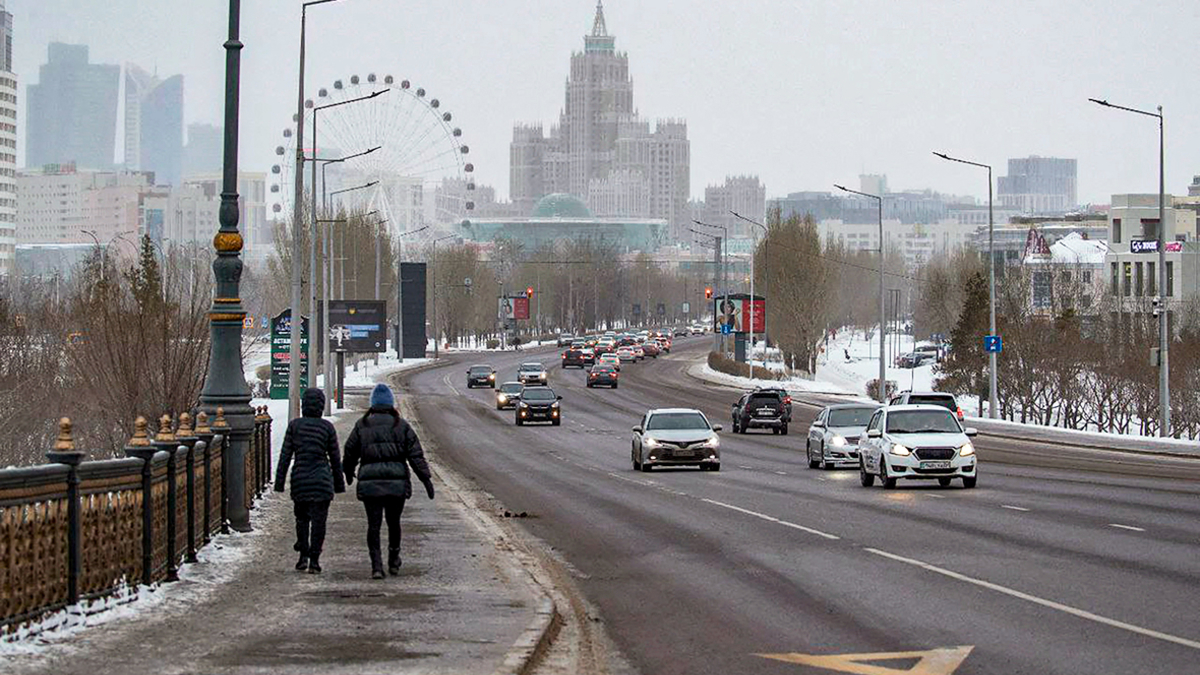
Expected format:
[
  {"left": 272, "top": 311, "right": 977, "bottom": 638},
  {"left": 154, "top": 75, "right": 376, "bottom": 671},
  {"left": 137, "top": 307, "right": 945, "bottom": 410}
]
[
  {"left": 517, "top": 362, "right": 548, "bottom": 385},
  {"left": 806, "top": 403, "right": 881, "bottom": 469},
  {"left": 616, "top": 346, "right": 637, "bottom": 363},
  {"left": 858, "top": 405, "right": 978, "bottom": 489},
  {"left": 631, "top": 408, "right": 723, "bottom": 472}
]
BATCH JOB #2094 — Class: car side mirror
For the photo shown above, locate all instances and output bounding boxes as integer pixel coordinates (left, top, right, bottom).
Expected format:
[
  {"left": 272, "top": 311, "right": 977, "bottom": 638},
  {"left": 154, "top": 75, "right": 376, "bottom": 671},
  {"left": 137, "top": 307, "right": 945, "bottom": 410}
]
[
  {"left": 964, "top": 427, "right": 978, "bottom": 437},
  {"left": 812, "top": 421, "right": 825, "bottom": 428},
  {"left": 557, "top": 395, "right": 563, "bottom": 401},
  {"left": 866, "top": 428, "right": 882, "bottom": 438},
  {"left": 711, "top": 424, "right": 723, "bottom": 432},
  {"left": 632, "top": 426, "right": 643, "bottom": 434}
]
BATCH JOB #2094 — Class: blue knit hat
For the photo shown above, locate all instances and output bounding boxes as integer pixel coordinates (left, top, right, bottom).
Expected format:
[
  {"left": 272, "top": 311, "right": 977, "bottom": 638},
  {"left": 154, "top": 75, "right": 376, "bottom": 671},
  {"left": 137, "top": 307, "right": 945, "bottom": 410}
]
[{"left": 370, "top": 383, "right": 395, "bottom": 409}]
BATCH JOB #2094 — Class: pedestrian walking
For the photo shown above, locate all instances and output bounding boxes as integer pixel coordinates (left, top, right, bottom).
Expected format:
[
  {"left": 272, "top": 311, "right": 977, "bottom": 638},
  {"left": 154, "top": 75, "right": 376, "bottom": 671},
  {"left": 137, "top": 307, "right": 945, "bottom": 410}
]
[
  {"left": 274, "top": 388, "right": 345, "bottom": 574},
  {"left": 343, "top": 383, "right": 434, "bottom": 580}
]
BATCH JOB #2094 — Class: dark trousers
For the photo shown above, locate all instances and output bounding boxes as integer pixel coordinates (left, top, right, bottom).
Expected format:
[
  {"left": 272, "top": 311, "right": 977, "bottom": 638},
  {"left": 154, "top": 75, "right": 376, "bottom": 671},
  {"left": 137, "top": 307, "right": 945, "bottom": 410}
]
[
  {"left": 294, "top": 500, "right": 331, "bottom": 558},
  {"left": 363, "top": 497, "right": 406, "bottom": 560}
]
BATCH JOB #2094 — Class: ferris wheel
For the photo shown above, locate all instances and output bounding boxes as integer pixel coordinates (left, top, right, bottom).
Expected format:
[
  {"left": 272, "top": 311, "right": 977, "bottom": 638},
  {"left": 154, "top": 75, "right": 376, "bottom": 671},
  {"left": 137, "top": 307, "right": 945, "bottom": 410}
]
[{"left": 269, "top": 73, "right": 475, "bottom": 246}]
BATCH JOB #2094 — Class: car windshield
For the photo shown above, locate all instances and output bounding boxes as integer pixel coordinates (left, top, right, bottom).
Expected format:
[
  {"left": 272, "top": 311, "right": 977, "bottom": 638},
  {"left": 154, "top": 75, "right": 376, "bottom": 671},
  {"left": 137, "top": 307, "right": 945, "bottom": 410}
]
[
  {"left": 646, "top": 412, "right": 709, "bottom": 431},
  {"left": 499, "top": 383, "right": 523, "bottom": 394},
  {"left": 886, "top": 410, "right": 962, "bottom": 434},
  {"left": 907, "top": 395, "right": 956, "bottom": 411},
  {"left": 519, "top": 364, "right": 543, "bottom": 371},
  {"left": 828, "top": 407, "right": 877, "bottom": 427},
  {"left": 523, "top": 388, "right": 557, "bottom": 402},
  {"left": 470, "top": 366, "right": 492, "bottom": 374}
]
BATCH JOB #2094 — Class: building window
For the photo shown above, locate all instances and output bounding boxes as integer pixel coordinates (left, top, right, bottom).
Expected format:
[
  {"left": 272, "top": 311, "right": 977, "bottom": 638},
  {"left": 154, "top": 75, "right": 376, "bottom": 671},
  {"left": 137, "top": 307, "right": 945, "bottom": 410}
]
[
  {"left": 1122, "top": 262, "right": 1132, "bottom": 297},
  {"left": 1166, "top": 261, "right": 1174, "bottom": 297},
  {"left": 1147, "top": 261, "right": 1156, "bottom": 296},
  {"left": 1135, "top": 262, "right": 1143, "bottom": 296},
  {"left": 1113, "top": 218, "right": 1122, "bottom": 244},
  {"left": 1083, "top": 270, "right": 1093, "bottom": 284},
  {"left": 1141, "top": 218, "right": 1160, "bottom": 242},
  {"left": 1110, "top": 262, "right": 1118, "bottom": 296}
]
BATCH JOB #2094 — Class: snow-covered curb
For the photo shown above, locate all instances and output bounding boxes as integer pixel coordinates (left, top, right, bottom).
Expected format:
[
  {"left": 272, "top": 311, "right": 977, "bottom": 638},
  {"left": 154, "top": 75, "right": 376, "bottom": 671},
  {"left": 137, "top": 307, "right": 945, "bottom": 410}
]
[{"left": 690, "top": 361, "right": 863, "bottom": 397}]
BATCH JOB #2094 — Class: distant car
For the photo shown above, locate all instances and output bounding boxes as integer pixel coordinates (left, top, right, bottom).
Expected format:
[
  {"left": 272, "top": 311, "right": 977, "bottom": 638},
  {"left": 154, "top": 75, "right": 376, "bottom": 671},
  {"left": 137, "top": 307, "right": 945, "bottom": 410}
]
[
  {"left": 889, "top": 391, "right": 964, "bottom": 421},
  {"left": 515, "top": 386, "right": 562, "bottom": 426},
  {"left": 561, "top": 348, "right": 587, "bottom": 369},
  {"left": 633, "top": 345, "right": 645, "bottom": 361},
  {"left": 914, "top": 343, "right": 942, "bottom": 362},
  {"left": 858, "top": 404, "right": 978, "bottom": 489},
  {"left": 631, "top": 408, "right": 722, "bottom": 472},
  {"left": 806, "top": 404, "right": 880, "bottom": 469},
  {"left": 690, "top": 324, "right": 707, "bottom": 335},
  {"left": 557, "top": 334, "right": 575, "bottom": 347},
  {"left": 731, "top": 390, "right": 789, "bottom": 434},
  {"left": 587, "top": 363, "right": 619, "bottom": 388},
  {"left": 599, "top": 353, "right": 621, "bottom": 371},
  {"left": 654, "top": 336, "right": 671, "bottom": 353},
  {"left": 673, "top": 327, "right": 688, "bottom": 337},
  {"left": 580, "top": 347, "right": 596, "bottom": 365},
  {"left": 895, "top": 352, "right": 934, "bottom": 369},
  {"left": 641, "top": 342, "right": 660, "bottom": 358},
  {"left": 617, "top": 346, "right": 637, "bottom": 363},
  {"left": 495, "top": 381, "right": 524, "bottom": 410},
  {"left": 595, "top": 339, "right": 616, "bottom": 356},
  {"left": 518, "top": 362, "right": 549, "bottom": 385},
  {"left": 466, "top": 364, "right": 496, "bottom": 389}
]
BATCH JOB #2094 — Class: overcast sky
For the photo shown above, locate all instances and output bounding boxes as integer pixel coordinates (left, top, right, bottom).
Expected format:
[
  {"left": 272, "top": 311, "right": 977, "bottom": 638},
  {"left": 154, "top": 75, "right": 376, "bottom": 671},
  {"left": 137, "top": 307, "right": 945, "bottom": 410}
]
[{"left": 13, "top": 0, "right": 1200, "bottom": 205}]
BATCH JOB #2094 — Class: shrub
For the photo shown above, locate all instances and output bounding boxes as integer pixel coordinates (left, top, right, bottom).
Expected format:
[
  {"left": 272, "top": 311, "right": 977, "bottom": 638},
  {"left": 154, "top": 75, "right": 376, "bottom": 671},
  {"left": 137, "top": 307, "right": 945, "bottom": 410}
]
[
  {"left": 866, "top": 378, "right": 897, "bottom": 401},
  {"left": 707, "top": 351, "right": 783, "bottom": 381},
  {"left": 486, "top": 338, "right": 501, "bottom": 350},
  {"left": 255, "top": 364, "right": 271, "bottom": 381}
]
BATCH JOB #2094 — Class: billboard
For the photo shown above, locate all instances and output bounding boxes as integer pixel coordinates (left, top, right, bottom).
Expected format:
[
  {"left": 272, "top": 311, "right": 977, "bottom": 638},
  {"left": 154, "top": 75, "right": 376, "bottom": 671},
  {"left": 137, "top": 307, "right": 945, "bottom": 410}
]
[
  {"left": 400, "top": 263, "right": 427, "bottom": 359},
  {"left": 498, "top": 296, "right": 531, "bottom": 321},
  {"left": 328, "top": 300, "right": 387, "bottom": 353},
  {"left": 712, "top": 295, "right": 766, "bottom": 334},
  {"left": 270, "top": 310, "right": 309, "bottom": 399}
]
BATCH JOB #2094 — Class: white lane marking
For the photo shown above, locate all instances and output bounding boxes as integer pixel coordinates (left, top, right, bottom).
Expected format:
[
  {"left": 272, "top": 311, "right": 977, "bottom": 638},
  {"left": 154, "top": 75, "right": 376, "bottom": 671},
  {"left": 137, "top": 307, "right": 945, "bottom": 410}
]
[
  {"left": 865, "top": 547, "right": 1200, "bottom": 651},
  {"left": 1109, "top": 523, "right": 1146, "bottom": 533},
  {"left": 738, "top": 465, "right": 754, "bottom": 470},
  {"left": 816, "top": 477, "right": 828, "bottom": 482},
  {"left": 925, "top": 493, "right": 947, "bottom": 499},
  {"left": 442, "top": 373, "right": 460, "bottom": 396},
  {"left": 774, "top": 471, "right": 788, "bottom": 476},
  {"left": 1000, "top": 505, "right": 1030, "bottom": 512},
  {"left": 701, "top": 498, "right": 840, "bottom": 541}
]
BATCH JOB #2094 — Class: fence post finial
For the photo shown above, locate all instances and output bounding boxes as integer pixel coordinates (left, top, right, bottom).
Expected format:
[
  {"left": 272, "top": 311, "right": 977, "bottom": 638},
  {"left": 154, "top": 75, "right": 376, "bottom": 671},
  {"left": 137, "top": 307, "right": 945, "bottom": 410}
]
[
  {"left": 213, "top": 407, "right": 229, "bottom": 430},
  {"left": 155, "top": 414, "right": 176, "bottom": 443},
  {"left": 177, "top": 412, "right": 195, "bottom": 439},
  {"left": 195, "top": 411, "right": 211, "bottom": 435},
  {"left": 53, "top": 417, "right": 75, "bottom": 452},
  {"left": 128, "top": 416, "right": 152, "bottom": 447}
]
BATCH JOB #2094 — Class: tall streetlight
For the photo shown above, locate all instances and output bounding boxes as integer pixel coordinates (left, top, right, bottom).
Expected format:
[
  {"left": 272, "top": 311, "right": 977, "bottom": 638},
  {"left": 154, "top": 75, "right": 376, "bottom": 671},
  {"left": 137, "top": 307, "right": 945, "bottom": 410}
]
[
  {"left": 80, "top": 230, "right": 105, "bottom": 282},
  {"left": 933, "top": 152, "right": 998, "bottom": 419},
  {"left": 321, "top": 184, "right": 376, "bottom": 414},
  {"left": 199, "top": 0, "right": 253, "bottom": 531},
  {"left": 693, "top": 219, "right": 730, "bottom": 352},
  {"left": 308, "top": 94, "right": 386, "bottom": 391},
  {"left": 835, "top": 184, "right": 886, "bottom": 404},
  {"left": 430, "top": 234, "right": 456, "bottom": 359},
  {"left": 731, "top": 211, "right": 769, "bottom": 377},
  {"left": 289, "top": 0, "right": 349, "bottom": 421},
  {"left": 395, "top": 226, "right": 430, "bottom": 363},
  {"left": 1089, "top": 98, "right": 1170, "bottom": 436}
]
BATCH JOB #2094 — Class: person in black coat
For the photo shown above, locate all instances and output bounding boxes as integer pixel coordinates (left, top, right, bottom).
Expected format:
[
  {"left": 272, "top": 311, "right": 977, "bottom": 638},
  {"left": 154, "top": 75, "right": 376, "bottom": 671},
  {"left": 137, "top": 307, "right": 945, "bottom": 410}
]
[
  {"left": 274, "top": 388, "right": 345, "bottom": 574},
  {"left": 343, "top": 383, "right": 434, "bottom": 579}
]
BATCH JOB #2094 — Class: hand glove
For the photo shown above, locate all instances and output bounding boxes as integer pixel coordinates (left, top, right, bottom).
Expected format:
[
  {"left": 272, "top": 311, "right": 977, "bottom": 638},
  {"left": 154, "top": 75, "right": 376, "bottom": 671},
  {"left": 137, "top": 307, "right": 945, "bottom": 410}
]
[{"left": 422, "top": 479, "right": 435, "bottom": 500}]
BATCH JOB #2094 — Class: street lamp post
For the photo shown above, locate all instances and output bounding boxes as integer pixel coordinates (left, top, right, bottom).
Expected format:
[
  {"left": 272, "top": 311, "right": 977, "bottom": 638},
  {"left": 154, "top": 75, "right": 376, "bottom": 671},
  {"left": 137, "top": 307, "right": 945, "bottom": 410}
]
[
  {"left": 835, "top": 184, "right": 886, "bottom": 404},
  {"left": 431, "top": 234, "right": 455, "bottom": 359},
  {"left": 693, "top": 219, "right": 730, "bottom": 353},
  {"left": 688, "top": 227, "right": 720, "bottom": 351},
  {"left": 731, "top": 212, "right": 769, "bottom": 378},
  {"left": 320, "top": 187, "right": 376, "bottom": 414},
  {"left": 80, "top": 230, "right": 104, "bottom": 282},
  {"left": 394, "top": 226, "right": 429, "bottom": 363},
  {"left": 933, "top": 152, "right": 998, "bottom": 419},
  {"left": 199, "top": 0, "right": 253, "bottom": 531},
  {"left": 1089, "top": 98, "right": 1170, "bottom": 437}
]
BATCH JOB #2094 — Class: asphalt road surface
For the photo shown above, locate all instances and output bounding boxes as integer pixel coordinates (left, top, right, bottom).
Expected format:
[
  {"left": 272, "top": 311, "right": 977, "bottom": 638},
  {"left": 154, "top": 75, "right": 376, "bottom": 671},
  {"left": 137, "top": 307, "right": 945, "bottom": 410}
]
[{"left": 400, "top": 337, "right": 1200, "bottom": 675}]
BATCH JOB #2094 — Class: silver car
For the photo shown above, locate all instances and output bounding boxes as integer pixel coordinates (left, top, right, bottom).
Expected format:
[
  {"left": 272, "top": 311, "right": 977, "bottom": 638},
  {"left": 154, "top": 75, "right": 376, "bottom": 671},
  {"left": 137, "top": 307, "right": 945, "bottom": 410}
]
[
  {"left": 806, "top": 404, "right": 880, "bottom": 469},
  {"left": 517, "top": 362, "right": 548, "bottom": 385},
  {"left": 631, "top": 408, "right": 723, "bottom": 472}
]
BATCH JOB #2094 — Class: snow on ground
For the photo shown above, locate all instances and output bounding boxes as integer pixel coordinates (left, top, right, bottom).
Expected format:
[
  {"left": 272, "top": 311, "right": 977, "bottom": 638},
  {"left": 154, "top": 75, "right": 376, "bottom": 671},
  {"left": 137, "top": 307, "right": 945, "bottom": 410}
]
[{"left": 813, "top": 329, "right": 958, "bottom": 401}]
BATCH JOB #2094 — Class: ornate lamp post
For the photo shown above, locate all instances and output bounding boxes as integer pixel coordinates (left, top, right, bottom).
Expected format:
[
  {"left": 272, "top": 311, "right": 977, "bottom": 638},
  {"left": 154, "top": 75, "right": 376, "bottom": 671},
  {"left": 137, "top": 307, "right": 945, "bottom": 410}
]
[{"left": 199, "top": 0, "right": 253, "bottom": 532}]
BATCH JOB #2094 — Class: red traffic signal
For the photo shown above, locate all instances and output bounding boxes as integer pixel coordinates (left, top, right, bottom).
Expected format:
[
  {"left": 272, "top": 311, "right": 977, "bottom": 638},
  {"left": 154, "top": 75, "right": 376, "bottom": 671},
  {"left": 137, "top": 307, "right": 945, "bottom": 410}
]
[
  {"left": 526, "top": 286, "right": 535, "bottom": 298},
  {"left": 704, "top": 287, "right": 713, "bottom": 299}
]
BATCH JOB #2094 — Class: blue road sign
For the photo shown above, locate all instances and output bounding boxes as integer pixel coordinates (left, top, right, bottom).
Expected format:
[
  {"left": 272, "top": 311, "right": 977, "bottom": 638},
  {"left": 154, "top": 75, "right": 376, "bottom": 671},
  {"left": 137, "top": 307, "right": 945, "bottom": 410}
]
[
  {"left": 721, "top": 323, "right": 733, "bottom": 335},
  {"left": 984, "top": 335, "right": 1002, "bottom": 353}
]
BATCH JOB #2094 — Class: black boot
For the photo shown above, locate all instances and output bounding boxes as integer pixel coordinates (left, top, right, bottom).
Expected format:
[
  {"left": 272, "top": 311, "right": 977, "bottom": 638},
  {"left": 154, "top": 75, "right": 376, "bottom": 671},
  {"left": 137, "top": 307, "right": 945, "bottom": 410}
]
[
  {"left": 370, "top": 549, "right": 385, "bottom": 580},
  {"left": 307, "top": 554, "right": 322, "bottom": 574},
  {"left": 295, "top": 553, "right": 309, "bottom": 572},
  {"left": 388, "top": 548, "right": 401, "bottom": 576}
]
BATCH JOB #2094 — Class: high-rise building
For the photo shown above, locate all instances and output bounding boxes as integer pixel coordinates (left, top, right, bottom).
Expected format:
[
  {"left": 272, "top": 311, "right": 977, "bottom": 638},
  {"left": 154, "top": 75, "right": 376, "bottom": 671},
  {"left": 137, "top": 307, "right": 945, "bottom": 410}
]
[
  {"left": 26, "top": 43, "right": 119, "bottom": 171},
  {"left": 124, "top": 64, "right": 184, "bottom": 186},
  {"left": 702, "top": 176, "right": 766, "bottom": 239},
  {"left": 998, "top": 156, "right": 1078, "bottom": 214},
  {"left": 0, "top": 0, "right": 15, "bottom": 277},
  {"left": 183, "top": 123, "right": 223, "bottom": 179},
  {"left": 510, "top": 2, "right": 690, "bottom": 241},
  {"left": 17, "top": 164, "right": 151, "bottom": 245}
]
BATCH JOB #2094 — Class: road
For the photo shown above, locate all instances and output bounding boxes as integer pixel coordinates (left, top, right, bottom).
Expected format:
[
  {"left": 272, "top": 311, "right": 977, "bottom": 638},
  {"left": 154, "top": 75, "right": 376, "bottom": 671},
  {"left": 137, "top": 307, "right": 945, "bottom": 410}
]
[{"left": 399, "top": 337, "right": 1200, "bottom": 675}]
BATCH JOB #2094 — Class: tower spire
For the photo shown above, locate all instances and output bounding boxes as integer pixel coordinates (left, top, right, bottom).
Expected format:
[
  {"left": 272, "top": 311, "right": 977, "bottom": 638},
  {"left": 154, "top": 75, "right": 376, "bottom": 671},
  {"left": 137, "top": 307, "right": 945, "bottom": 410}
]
[{"left": 591, "top": 1, "right": 608, "bottom": 37}]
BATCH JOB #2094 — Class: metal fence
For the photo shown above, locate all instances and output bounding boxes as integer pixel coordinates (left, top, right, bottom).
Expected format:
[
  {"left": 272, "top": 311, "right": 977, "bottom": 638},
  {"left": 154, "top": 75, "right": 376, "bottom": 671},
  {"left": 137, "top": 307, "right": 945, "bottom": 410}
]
[{"left": 0, "top": 407, "right": 273, "bottom": 637}]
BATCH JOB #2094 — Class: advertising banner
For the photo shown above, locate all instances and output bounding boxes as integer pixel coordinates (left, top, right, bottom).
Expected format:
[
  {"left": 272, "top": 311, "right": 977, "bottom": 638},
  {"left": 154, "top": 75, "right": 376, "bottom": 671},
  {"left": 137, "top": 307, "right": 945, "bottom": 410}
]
[
  {"left": 270, "top": 310, "right": 309, "bottom": 400},
  {"left": 498, "top": 296, "right": 532, "bottom": 321},
  {"left": 327, "top": 300, "right": 388, "bottom": 353},
  {"left": 712, "top": 295, "right": 766, "bottom": 334}
]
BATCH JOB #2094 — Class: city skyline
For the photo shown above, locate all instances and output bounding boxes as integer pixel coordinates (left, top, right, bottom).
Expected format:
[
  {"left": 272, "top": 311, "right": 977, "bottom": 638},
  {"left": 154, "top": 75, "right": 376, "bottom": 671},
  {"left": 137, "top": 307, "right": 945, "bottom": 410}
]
[{"left": 9, "top": 1, "right": 1200, "bottom": 205}]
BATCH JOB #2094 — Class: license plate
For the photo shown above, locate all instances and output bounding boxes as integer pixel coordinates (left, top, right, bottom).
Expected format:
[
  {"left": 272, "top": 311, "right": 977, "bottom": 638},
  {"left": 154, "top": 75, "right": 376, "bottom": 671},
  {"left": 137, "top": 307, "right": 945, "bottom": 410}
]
[{"left": 921, "top": 461, "right": 951, "bottom": 470}]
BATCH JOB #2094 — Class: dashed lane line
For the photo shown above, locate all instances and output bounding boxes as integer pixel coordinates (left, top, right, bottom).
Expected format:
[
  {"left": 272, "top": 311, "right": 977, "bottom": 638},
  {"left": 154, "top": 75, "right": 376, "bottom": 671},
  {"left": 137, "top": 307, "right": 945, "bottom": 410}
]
[
  {"left": 865, "top": 547, "right": 1200, "bottom": 651},
  {"left": 701, "top": 498, "right": 841, "bottom": 541},
  {"left": 925, "top": 493, "right": 946, "bottom": 498},
  {"left": 774, "top": 471, "right": 788, "bottom": 476},
  {"left": 1109, "top": 523, "right": 1146, "bottom": 533},
  {"left": 1000, "top": 505, "right": 1031, "bottom": 512}
]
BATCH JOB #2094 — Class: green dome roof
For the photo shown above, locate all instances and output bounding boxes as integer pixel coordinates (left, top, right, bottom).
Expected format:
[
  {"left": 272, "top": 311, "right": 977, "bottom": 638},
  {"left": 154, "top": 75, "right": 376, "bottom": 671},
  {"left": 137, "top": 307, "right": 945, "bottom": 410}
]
[{"left": 531, "top": 193, "right": 593, "bottom": 218}]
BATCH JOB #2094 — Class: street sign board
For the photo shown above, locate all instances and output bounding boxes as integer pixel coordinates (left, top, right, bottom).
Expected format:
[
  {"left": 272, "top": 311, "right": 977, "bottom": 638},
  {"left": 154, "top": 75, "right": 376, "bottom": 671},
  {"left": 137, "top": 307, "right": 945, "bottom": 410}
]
[
  {"left": 328, "top": 300, "right": 387, "bottom": 353},
  {"left": 270, "top": 310, "right": 309, "bottom": 399},
  {"left": 984, "top": 335, "right": 1002, "bottom": 353},
  {"left": 657, "top": 303, "right": 666, "bottom": 316},
  {"left": 1131, "top": 239, "right": 1160, "bottom": 254},
  {"left": 682, "top": 302, "right": 690, "bottom": 315},
  {"left": 632, "top": 303, "right": 641, "bottom": 316},
  {"left": 721, "top": 322, "right": 733, "bottom": 335}
]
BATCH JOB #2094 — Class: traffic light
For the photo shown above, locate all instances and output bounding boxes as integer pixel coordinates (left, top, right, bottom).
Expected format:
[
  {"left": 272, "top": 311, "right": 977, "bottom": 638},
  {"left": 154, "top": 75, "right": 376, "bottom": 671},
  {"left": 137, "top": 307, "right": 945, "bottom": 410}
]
[
  {"left": 526, "top": 286, "right": 534, "bottom": 299},
  {"left": 704, "top": 287, "right": 713, "bottom": 299}
]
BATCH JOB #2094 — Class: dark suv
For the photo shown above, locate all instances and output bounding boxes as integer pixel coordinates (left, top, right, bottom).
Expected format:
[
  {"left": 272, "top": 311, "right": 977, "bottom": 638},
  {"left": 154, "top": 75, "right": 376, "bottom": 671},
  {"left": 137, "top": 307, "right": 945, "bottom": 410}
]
[
  {"left": 466, "top": 364, "right": 495, "bottom": 389},
  {"left": 561, "top": 347, "right": 586, "bottom": 369},
  {"left": 516, "top": 386, "right": 562, "bottom": 426},
  {"left": 732, "top": 391, "right": 789, "bottom": 435}
]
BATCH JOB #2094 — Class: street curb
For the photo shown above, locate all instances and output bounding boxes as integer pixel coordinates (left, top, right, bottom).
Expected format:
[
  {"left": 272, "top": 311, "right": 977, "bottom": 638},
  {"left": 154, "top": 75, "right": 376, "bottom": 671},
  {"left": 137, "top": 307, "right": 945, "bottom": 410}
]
[
  {"left": 390, "top": 367, "right": 563, "bottom": 675},
  {"left": 682, "top": 359, "right": 857, "bottom": 398}
]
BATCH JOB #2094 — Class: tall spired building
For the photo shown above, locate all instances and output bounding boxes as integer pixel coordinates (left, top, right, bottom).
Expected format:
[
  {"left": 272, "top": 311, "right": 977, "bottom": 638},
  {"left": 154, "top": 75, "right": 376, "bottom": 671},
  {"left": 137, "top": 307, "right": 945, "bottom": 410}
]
[{"left": 511, "top": 2, "right": 690, "bottom": 242}]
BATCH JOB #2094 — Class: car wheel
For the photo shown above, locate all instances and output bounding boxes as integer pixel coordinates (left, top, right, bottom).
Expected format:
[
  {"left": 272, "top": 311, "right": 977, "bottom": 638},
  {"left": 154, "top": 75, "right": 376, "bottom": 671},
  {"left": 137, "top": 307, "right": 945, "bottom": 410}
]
[
  {"left": 859, "top": 459, "right": 875, "bottom": 487},
  {"left": 640, "top": 459, "right": 653, "bottom": 472},
  {"left": 496, "top": 403, "right": 503, "bottom": 410},
  {"left": 632, "top": 446, "right": 640, "bottom": 470},
  {"left": 962, "top": 475, "right": 978, "bottom": 489},
  {"left": 586, "top": 383, "right": 592, "bottom": 388},
  {"left": 552, "top": 419, "right": 561, "bottom": 426},
  {"left": 708, "top": 463, "right": 721, "bottom": 472},
  {"left": 515, "top": 418, "right": 523, "bottom": 426},
  {"left": 781, "top": 424, "right": 789, "bottom": 436},
  {"left": 807, "top": 442, "right": 820, "bottom": 469},
  {"left": 731, "top": 419, "right": 739, "bottom": 433},
  {"left": 772, "top": 428, "right": 780, "bottom": 435},
  {"left": 938, "top": 477, "right": 953, "bottom": 487},
  {"left": 880, "top": 459, "right": 897, "bottom": 489}
]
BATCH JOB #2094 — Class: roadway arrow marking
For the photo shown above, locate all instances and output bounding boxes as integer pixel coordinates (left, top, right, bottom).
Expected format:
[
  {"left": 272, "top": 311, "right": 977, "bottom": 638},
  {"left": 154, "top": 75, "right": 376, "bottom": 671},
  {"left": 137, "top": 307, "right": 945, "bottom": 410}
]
[{"left": 757, "top": 646, "right": 973, "bottom": 674}]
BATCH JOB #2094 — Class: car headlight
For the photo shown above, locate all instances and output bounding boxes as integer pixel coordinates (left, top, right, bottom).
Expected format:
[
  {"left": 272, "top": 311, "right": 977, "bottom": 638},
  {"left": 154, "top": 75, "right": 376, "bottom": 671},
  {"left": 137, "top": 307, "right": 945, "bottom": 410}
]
[
  {"left": 829, "top": 435, "right": 846, "bottom": 447},
  {"left": 519, "top": 402, "right": 529, "bottom": 409},
  {"left": 959, "top": 442, "right": 975, "bottom": 457},
  {"left": 700, "top": 436, "right": 719, "bottom": 448},
  {"left": 643, "top": 437, "right": 661, "bottom": 448},
  {"left": 498, "top": 394, "right": 507, "bottom": 402},
  {"left": 890, "top": 443, "right": 911, "bottom": 456},
  {"left": 551, "top": 402, "right": 560, "bottom": 409}
]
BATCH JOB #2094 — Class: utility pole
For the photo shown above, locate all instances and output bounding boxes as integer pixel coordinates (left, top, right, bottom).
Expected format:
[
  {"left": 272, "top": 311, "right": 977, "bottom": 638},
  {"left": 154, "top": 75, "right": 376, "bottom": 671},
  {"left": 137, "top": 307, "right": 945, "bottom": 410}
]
[{"left": 836, "top": 184, "right": 885, "bottom": 403}]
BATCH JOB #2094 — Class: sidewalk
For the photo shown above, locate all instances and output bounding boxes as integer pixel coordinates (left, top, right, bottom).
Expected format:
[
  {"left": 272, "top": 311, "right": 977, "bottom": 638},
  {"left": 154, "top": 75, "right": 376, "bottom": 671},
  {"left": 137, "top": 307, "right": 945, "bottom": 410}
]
[{"left": 6, "top": 391, "right": 542, "bottom": 675}]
